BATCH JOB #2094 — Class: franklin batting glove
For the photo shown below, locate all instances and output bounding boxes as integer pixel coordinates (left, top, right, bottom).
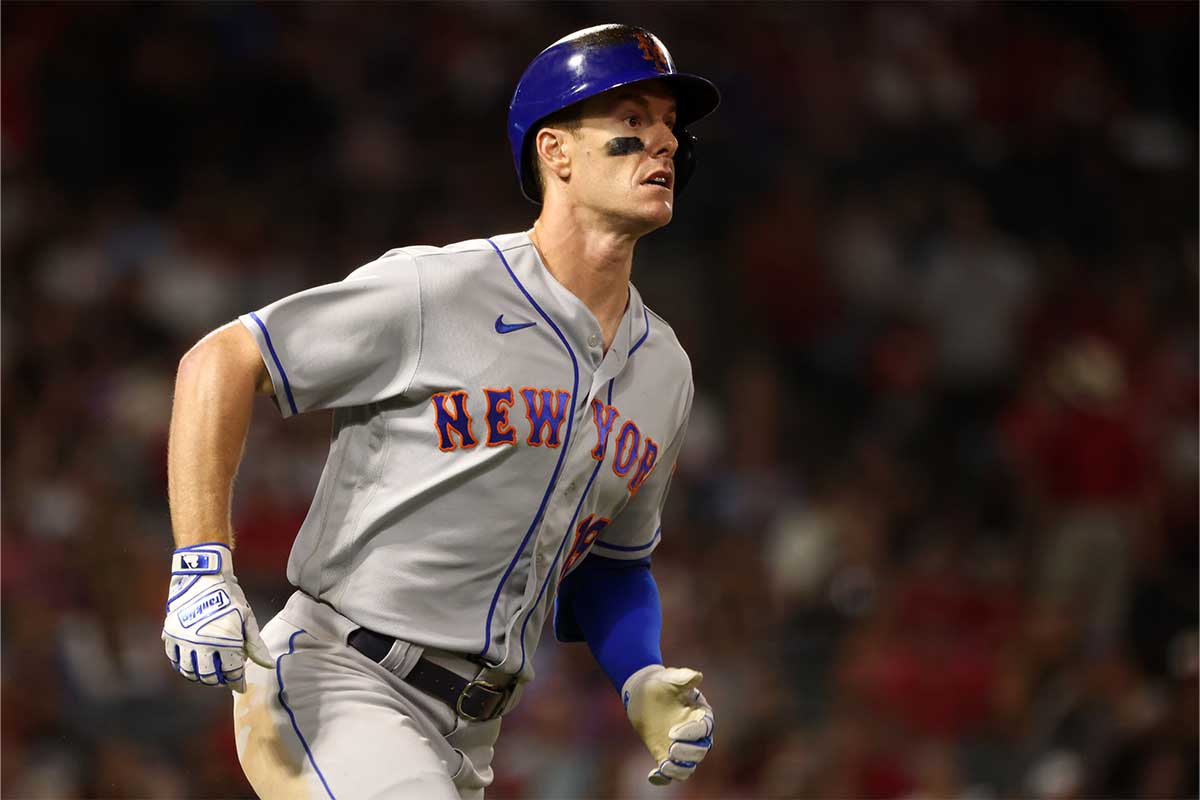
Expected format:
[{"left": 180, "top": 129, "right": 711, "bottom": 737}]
[
  {"left": 161, "top": 542, "right": 272, "bottom": 692},
  {"left": 623, "top": 664, "right": 715, "bottom": 785}
]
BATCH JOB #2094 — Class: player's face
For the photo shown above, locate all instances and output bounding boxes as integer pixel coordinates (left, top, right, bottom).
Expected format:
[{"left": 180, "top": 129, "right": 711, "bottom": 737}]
[{"left": 566, "top": 83, "right": 680, "bottom": 234}]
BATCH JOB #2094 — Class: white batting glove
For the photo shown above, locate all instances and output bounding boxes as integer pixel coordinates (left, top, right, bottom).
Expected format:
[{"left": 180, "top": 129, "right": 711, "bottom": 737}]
[
  {"left": 161, "top": 543, "right": 272, "bottom": 692},
  {"left": 623, "top": 664, "right": 715, "bottom": 785}
]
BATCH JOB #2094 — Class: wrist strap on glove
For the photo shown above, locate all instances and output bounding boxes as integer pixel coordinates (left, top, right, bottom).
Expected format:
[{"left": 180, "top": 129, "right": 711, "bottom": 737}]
[{"left": 171, "top": 543, "right": 228, "bottom": 575}]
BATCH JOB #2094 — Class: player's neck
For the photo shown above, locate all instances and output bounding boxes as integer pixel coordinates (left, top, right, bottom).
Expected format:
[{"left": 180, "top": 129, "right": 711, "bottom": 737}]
[{"left": 528, "top": 214, "right": 635, "bottom": 347}]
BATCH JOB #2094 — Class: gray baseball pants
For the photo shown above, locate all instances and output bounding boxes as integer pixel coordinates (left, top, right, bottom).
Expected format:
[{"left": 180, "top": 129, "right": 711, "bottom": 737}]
[{"left": 233, "top": 591, "right": 509, "bottom": 799}]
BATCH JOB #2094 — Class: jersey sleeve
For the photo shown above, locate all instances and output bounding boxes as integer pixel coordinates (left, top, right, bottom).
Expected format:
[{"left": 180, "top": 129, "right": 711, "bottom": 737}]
[
  {"left": 591, "top": 383, "right": 693, "bottom": 562},
  {"left": 238, "top": 250, "right": 422, "bottom": 418}
]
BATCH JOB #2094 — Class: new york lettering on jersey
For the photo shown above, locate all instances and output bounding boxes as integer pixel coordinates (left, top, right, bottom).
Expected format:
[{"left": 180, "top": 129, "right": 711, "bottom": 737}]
[{"left": 431, "top": 387, "right": 662, "bottom": 496}]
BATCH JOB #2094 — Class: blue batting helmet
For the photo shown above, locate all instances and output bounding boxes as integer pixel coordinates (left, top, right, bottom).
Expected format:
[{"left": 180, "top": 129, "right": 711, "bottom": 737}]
[{"left": 508, "top": 24, "right": 721, "bottom": 204}]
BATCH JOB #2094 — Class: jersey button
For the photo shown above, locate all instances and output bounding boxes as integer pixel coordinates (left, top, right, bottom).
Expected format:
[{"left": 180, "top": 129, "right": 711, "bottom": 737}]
[{"left": 588, "top": 334, "right": 599, "bottom": 348}]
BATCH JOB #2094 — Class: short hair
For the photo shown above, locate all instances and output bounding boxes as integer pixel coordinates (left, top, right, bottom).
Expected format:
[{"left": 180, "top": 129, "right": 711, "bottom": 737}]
[{"left": 531, "top": 105, "right": 583, "bottom": 198}]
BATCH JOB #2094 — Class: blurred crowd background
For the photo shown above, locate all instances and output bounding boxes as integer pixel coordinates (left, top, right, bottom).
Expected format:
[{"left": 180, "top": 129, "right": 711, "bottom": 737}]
[{"left": 2, "top": 2, "right": 1197, "bottom": 798}]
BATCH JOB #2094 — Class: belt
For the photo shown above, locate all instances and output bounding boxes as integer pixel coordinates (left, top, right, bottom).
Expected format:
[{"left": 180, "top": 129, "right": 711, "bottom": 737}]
[{"left": 346, "top": 628, "right": 513, "bottom": 722}]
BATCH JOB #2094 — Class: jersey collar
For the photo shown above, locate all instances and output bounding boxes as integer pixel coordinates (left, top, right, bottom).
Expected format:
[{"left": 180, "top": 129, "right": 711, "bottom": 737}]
[{"left": 503, "top": 231, "right": 649, "bottom": 372}]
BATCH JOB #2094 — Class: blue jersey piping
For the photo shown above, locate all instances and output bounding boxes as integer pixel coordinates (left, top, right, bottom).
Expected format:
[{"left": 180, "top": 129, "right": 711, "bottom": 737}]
[
  {"left": 628, "top": 307, "right": 650, "bottom": 356},
  {"left": 248, "top": 312, "right": 299, "bottom": 416},
  {"left": 593, "top": 526, "right": 662, "bottom": 553},
  {"left": 277, "top": 628, "right": 336, "bottom": 799},
  {"left": 514, "top": 380, "right": 615, "bottom": 673},
  {"left": 481, "top": 238, "right": 580, "bottom": 660}
]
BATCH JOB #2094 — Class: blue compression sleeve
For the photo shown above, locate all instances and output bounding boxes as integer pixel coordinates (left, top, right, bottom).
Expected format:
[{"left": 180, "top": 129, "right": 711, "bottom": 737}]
[{"left": 554, "top": 554, "right": 663, "bottom": 691}]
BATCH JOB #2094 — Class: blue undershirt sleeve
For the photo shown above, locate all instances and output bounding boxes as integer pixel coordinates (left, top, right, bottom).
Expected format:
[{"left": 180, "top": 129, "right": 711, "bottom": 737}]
[{"left": 554, "top": 554, "right": 664, "bottom": 692}]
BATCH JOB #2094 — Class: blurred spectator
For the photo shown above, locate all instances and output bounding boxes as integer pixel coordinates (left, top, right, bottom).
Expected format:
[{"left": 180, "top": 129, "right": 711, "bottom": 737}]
[{"left": 1008, "top": 337, "right": 1150, "bottom": 650}]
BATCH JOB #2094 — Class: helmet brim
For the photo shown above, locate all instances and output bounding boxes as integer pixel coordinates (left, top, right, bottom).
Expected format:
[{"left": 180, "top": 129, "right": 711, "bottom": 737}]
[{"left": 656, "top": 72, "right": 722, "bottom": 129}]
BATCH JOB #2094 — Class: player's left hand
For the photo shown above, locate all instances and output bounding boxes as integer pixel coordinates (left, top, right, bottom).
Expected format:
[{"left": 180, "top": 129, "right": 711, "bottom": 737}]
[
  {"left": 161, "top": 542, "right": 273, "bottom": 692},
  {"left": 622, "top": 664, "right": 715, "bottom": 785}
]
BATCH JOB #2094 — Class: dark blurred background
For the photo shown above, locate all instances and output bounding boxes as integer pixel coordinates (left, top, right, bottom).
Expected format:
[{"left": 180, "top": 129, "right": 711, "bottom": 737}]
[{"left": 2, "top": 2, "right": 1197, "bottom": 798}]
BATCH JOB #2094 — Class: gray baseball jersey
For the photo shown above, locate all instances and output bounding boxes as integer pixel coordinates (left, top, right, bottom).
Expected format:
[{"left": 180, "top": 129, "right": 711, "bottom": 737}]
[{"left": 238, "top": 231, "right": 692, "bottom": 681}]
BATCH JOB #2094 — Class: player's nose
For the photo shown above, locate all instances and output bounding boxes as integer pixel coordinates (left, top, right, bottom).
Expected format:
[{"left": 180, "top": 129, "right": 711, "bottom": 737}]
[{"left": 648, "top": 122, "right": 678, "bottom": 159}]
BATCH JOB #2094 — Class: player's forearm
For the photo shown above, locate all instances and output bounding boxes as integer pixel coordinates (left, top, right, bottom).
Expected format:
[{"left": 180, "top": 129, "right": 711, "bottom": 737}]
[
  {"left": 168, "top": 322, "right": 269, "bottom": 548},
  {"left": 557, "top": 555, "right": 664, "bottom": 691}
]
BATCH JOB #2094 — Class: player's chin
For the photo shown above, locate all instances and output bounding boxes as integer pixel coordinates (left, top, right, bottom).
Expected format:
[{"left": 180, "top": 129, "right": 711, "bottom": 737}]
[{"left": 632, "top": 196, "right": 674, "bottom": 230}]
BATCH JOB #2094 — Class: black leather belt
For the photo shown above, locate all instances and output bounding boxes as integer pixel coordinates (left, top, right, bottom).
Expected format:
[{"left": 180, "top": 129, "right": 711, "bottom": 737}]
[{"left": 347, "top": 628, "right": 512, "bottom": 722}]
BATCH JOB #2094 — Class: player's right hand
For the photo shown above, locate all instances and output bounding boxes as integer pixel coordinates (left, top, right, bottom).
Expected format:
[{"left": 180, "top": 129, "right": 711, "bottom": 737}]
[
  {"left": 623, "top": 664, "right": 715, "bottom": 786},
  {"left": 161, "top": 542, "right": 273, "bottom": 692}
]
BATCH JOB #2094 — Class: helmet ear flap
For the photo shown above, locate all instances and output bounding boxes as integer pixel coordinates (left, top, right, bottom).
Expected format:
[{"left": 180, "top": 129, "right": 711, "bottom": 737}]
[{"left": 672, "top": 130, "right": 698, "bottom": 198}]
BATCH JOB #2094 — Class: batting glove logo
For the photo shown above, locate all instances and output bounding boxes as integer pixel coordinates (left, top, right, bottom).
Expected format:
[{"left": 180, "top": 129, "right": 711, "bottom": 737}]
[
  {"left": 180, "top": 553, "right": 212, "bottom": 571},
  {"left": 178, "top": 588, "right": 232, "bottom": 628}
]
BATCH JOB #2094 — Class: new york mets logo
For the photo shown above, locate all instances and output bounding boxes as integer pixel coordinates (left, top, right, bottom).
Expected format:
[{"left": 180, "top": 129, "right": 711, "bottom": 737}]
[{"left": 632, "top": 31, "right": 670, "bottom": 73}]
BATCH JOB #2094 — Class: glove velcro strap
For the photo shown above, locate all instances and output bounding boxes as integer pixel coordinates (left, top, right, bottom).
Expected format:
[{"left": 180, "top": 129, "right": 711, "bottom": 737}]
[{"left": 172, "top": 545, "right": 226, "bottom": 575}]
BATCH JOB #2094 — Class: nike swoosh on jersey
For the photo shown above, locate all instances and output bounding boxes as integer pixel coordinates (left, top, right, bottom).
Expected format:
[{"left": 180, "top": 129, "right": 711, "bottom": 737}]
[{"left": 495, "top": 315, "right": 537, "bottom": 334}]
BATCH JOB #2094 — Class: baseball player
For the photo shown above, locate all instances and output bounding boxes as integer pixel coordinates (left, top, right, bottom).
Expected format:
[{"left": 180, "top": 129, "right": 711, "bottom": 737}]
[{"left": 162, "top": 24, "right": 719, "bottom": 798}]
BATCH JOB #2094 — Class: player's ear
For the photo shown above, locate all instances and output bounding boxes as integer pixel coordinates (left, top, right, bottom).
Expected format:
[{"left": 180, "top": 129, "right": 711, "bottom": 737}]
[{"left": 534, "top": 127, "right": 573, "bottom": 184}]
